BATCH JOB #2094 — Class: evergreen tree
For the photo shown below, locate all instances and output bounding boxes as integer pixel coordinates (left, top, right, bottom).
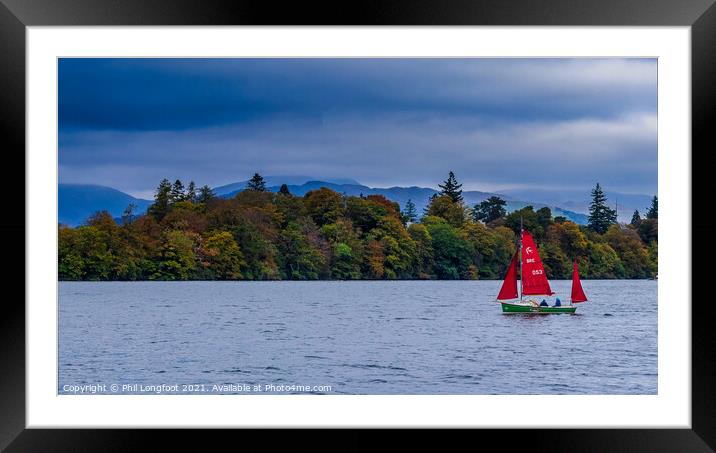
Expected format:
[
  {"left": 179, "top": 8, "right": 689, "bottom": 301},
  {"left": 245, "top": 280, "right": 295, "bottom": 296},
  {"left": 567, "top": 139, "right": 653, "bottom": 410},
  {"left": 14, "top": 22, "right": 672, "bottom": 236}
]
[
  {"left": 170, "top": 179, "right": 185, "bottom": 202},
  {"left": 646, "top": 196, "right": 658, "bottom": 219},
  {"left": 197, "top": 185, "right": 215, "bottom": 203},
  {"left": 587, "top": 183, "right": 617, "bottom": 234},
  {"left": 472, "top": 196, "right": 507, "bottom": 223},
  {"left": 148, "top": 178, "right": 172, "bottom": 221},
  {"left": 402, "top": 199, "right": 418, "bottom": 224},
  {"left": 186, "top": 181, "right": 197, "bottom": 203},
  {"left": 279, "top": 184, "right": 291, "bottom": 195},
  {"left": 630, "top": 210, "right": 642, "bottom": 226},
  {"left": 121, "top": 203, "right": 137, "bottom": 225},
  {"left": 438, "top": 171, "right": 463, "bottom": 203},
  {"left": 246, "top": 172, "right": 267, "bottom": 192}
]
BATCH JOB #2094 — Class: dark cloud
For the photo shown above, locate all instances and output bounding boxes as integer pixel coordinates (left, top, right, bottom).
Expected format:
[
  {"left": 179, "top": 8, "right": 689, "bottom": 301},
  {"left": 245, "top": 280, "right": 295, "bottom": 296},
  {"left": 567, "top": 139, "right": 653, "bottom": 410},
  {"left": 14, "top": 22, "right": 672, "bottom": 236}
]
[{"left": 58, "top": 58, "right": 657, "bottom": 196}]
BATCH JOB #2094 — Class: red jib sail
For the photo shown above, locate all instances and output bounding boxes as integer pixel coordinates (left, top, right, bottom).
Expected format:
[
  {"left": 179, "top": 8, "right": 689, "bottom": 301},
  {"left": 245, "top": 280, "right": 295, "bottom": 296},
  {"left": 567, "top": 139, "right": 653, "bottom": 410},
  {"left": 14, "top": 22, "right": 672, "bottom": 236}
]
[
  {"left": 571, "top": 260, "right": 588, "bottom": 303},
  {"left": 521, "top": 230, "right": 554, "bottom": 296},
  {"left": 497, "top": 252, "right": 519, "bottom": 300}
]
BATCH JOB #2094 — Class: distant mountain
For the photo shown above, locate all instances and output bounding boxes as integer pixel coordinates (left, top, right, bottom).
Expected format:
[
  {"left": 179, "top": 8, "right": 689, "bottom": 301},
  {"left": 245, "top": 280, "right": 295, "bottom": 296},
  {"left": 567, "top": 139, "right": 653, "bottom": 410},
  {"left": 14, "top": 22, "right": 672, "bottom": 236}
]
[
  {"left": 59, "top": 179, "right": 592, "bottom": 227},
  {"left": 222, "top": 180, "right": 590, "bottom": 224},
  {"left": 213, "top": 175, "right": 360, "bottom": 196},
  {"left": 497, "top": 188, "right": 654, "bottom": 223},
  {"left": 59, "top": 184, "right": 152, "bottom": 226}
]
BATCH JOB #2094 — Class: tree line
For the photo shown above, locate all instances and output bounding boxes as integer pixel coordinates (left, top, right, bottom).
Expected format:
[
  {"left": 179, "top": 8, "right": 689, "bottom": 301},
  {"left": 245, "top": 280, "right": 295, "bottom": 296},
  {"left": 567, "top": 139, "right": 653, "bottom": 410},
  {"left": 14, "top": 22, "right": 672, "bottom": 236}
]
[{"left": 59, "top": 172, "right": 657, "bottom": 281}]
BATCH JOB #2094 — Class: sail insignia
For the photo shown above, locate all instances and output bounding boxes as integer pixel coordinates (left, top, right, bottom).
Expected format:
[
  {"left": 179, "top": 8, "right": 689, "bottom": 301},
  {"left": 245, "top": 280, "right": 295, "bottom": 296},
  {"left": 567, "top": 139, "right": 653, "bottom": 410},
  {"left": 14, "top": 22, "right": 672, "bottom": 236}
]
[{"left": 520, "top": 230, "right": 554, "bottom": 296}]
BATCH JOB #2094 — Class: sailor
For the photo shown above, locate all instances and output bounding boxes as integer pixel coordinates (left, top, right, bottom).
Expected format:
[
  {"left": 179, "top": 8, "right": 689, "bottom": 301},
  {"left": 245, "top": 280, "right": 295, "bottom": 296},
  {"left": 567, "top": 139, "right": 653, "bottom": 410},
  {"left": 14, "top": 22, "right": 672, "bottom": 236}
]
[
  {"left": 554, "top": 297, "right": 561, "bottom": 307},
  {"left": 539, "top": 299, "right": 548, "bottom": 307}
]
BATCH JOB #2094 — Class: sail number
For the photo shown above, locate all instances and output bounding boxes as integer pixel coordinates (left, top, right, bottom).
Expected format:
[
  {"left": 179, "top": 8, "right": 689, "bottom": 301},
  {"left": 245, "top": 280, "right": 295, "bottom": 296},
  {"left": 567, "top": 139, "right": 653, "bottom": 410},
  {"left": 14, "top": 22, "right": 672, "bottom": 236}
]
[
  {"left": 531, "top": 269, "right": 543, "bottom": 275},
  {"left": 525, "top": 258, "right": 535, "bottom": 263}
]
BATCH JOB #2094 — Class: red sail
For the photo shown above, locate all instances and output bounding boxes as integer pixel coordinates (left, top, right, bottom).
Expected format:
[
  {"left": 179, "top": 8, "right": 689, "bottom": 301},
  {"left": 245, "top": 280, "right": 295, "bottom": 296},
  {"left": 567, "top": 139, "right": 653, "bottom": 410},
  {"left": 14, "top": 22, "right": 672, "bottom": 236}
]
[
  {"left": 497, "top": 252, "right": 519, "bottom": 300},
  {"left": 571, "top": 260, "right": 588, "bottom": 303},
  {"left": 521, "top": 230, "right": 554, "bottom": 296}
]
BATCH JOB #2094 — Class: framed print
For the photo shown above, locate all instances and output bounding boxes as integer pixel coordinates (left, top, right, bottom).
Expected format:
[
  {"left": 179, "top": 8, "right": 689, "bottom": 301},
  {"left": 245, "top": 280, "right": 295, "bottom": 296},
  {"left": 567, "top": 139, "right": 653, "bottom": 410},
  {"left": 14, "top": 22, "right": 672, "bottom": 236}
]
[{"left": 2, "top": 0, "right": 715, "bottom": 450}]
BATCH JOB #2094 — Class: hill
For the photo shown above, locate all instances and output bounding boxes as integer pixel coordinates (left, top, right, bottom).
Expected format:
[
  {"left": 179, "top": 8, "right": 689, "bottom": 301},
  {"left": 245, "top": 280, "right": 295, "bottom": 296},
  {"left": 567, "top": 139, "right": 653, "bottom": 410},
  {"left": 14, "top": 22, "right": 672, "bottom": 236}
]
[{"left": 58, "top": 184, "right": 152, "bottom": 226}]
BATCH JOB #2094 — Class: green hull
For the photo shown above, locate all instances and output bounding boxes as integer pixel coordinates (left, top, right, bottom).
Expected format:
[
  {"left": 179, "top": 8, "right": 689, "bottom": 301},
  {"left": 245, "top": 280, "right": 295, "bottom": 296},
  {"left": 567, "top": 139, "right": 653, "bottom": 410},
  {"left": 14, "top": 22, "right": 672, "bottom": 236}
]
[{"left": 500, "top": 302, "right": 577, "bottom": 314}]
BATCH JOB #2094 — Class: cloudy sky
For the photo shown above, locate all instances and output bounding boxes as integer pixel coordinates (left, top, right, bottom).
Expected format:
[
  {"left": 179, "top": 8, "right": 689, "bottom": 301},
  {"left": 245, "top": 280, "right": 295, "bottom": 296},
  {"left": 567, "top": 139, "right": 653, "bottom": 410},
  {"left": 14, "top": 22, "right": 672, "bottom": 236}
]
[{"left": 58, "top": 58, "right": 657, "bottom": 199}]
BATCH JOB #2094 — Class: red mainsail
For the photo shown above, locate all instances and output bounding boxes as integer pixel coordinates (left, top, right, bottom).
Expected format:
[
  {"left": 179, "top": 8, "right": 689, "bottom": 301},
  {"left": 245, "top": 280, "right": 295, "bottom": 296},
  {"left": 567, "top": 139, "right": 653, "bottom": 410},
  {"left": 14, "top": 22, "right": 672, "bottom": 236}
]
[
  {"left": 521, "top": 230, "right": 554, "bottom": 296},
  {"left": 571, "top": 260, "right": 588, "bottom": 303},
  {"left": 497, "top": 252, "right": 519, "bottom": 300}
]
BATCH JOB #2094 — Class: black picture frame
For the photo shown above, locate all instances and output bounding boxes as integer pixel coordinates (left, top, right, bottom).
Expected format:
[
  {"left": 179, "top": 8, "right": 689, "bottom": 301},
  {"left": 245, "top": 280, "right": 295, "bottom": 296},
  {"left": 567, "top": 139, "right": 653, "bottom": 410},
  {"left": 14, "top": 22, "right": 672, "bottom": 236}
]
[{"left": 1, "top": 0, "right": 713, "bottom": 450}]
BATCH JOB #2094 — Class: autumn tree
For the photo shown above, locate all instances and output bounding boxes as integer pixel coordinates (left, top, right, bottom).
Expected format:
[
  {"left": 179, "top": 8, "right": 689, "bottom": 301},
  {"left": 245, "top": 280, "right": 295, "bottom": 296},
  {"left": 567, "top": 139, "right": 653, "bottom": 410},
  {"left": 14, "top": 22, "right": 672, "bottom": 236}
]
[
  {"left": 200, "top": 231, "right": 245, "bottom": 279},
  {"left": 303, "top": 188, "right": 346, "bottom": 226},
  {"left": 59, "top": 176, "right": 657, "bottom": 281}
]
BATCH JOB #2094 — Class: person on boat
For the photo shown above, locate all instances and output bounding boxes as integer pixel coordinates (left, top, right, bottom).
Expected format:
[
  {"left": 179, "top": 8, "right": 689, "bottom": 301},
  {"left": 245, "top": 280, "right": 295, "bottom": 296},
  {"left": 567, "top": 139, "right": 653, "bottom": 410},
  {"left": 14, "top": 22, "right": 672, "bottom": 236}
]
[
  {"left": 554, "top": 298, "right": 561, "bottom": 307},
  {"left": 539, "top": 299, "right": 548, "bottom": 307}
]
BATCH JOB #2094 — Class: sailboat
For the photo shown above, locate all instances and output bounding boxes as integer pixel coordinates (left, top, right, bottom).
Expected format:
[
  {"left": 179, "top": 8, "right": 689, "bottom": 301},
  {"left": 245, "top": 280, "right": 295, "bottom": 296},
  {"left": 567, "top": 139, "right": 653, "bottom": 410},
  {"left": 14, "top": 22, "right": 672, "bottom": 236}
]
[{"left": 496, "top": 228, "right": 588, "bottom": 313}]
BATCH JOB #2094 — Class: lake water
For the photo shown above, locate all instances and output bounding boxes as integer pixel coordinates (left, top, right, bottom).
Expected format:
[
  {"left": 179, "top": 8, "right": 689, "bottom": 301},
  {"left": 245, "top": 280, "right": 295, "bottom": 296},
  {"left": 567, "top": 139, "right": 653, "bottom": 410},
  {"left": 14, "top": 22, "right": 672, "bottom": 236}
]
[{"left": 59, "top": 280, "right": 657, "bottom": 395}]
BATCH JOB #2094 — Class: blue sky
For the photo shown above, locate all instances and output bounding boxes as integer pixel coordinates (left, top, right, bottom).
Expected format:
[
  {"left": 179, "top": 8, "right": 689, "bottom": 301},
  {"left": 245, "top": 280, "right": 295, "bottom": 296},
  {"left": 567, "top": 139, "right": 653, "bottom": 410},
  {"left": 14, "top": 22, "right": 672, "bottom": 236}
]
[{"left": 59, "top": 58, "right": 657, "bottom": 199}]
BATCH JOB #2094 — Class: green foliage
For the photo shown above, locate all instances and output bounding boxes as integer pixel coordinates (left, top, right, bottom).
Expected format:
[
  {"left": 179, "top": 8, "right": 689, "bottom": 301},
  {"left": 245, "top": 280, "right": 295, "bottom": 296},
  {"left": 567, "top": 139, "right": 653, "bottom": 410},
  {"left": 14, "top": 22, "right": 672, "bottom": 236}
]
[
  {"left": 603, "top": 225, "right": 651, "bottom": 278},
  {"left": 200, "top": 231, "right": 245, "bottom": 279},
  {"left": 345, "top": 196, "right": 386, "bottom": 232},
  {"left": 504, "top": 206, "right": 547, "bottom": 240},
  {"left": 408, "top": 223, "right": 434, "bottom": 279},
  {"left": 636, "top": 218, "right": 658, "bottom": 244},
  {"left": 586, "top": 242, "right": 624, "bottom": 279},
  {"left": 59, "top": 178, "right": 658, "bottom": 281},
  {"left": 197, "top": 185, "right": 215, "bottom": 203},
  {"left": 153, "top": 229, "right": 197, "bottom": 280},
  {"left": 278, "top": 220, "right": 327, "bottom": 280},
  {"left": 588, "top": 183, "right": 617, "bottom": 234},
  {"left": 425, "top": 194, "right": 466, "bottom": 228},
  {"left": 322, "top": 219, "right": 363, "bottom": 279},
  {"left": 472, "top": 196, "right": 507, "bottom": 224},
  {"left": 366, "top": 215, "right": 417, "bottom": 279},
  {"left": 425, "top": 217, "right": 473, "bottom": 279},
  {"left": 402, "top": 199, "right": 418, "bottom": 224},
  {"left": 148, "top": 178, "right": 172, "bottom": 221},
  {"left": 546, "top": 221, "right": 588, "bottom": 260},
  {"left": 170, "top": 179, "right": 186, "bottom": 203}
]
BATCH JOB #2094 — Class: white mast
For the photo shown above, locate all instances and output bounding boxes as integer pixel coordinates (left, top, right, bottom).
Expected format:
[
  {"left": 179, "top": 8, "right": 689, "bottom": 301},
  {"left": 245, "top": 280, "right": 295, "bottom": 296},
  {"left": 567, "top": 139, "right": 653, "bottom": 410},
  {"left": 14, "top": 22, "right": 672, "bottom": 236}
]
[{"left": 519, "top": 215, "right": 523, "bottom": 302}]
